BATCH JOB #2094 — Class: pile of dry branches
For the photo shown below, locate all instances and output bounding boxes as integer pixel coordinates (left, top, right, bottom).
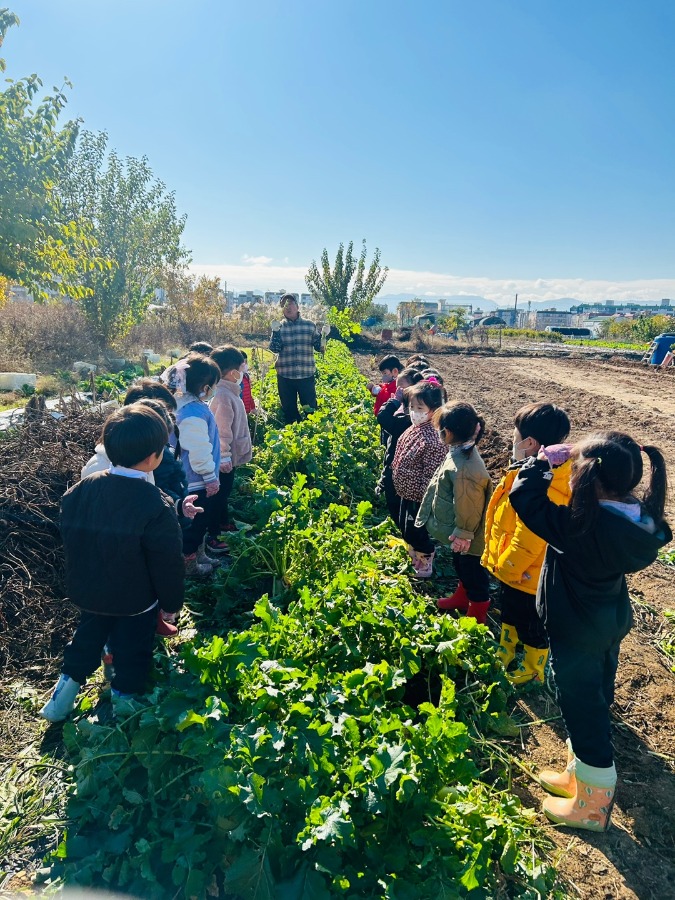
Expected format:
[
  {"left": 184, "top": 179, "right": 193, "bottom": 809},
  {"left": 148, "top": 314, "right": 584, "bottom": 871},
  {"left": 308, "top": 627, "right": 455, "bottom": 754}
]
[{"left": 0, "top": 405, "right": 107, "bottom": 679}]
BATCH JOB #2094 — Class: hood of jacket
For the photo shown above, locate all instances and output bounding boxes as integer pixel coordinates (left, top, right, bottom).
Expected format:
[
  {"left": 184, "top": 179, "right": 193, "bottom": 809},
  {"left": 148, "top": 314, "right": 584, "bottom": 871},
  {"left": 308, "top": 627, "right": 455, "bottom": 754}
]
[{"left": 482, "top": 457, "right": 572, "bottom": 594}]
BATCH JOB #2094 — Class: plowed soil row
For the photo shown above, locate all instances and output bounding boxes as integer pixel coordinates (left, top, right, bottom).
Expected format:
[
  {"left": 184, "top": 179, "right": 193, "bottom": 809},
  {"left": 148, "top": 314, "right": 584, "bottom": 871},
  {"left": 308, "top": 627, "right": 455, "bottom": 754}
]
[{"left": 356, "top": 349, "right": 675, "bottom": 900}]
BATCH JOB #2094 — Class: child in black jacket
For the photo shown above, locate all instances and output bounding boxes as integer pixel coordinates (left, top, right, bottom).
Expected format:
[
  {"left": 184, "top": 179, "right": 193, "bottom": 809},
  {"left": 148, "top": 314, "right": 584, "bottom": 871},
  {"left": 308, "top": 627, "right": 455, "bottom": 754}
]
[
  {"left": 509, "top": 432, "right": 670, "bottom": 832},
  {"left": 375, "top": 367, "right": 423, "bottom": 522},
  {"left": 41, "top": 404, "right": 185, "bottom": 722}
]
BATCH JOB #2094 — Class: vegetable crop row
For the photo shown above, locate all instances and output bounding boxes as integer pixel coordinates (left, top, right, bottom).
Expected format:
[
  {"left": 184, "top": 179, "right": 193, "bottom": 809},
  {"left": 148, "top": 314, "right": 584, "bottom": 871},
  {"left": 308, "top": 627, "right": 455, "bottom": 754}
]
[{"left": 50, "top": 343, "right": 559, "bottom": 899}]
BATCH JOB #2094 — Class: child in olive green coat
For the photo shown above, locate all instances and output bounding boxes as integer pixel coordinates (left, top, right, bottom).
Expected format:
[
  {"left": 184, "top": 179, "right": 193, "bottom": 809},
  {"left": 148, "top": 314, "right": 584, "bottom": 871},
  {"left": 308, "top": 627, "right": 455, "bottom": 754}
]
[{"left": 416, "top": 402, "right": 493, "bottom": 622}]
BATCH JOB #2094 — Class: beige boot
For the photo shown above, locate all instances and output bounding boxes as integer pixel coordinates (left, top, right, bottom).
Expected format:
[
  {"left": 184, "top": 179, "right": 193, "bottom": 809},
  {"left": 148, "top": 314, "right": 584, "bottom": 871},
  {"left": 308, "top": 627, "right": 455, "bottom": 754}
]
[
  {"left": 543, "top": 760, "right": 616, "bottom": 832},
  {"left": 497, "top": 623, "right": 519, "bottom": 668},
  {"left": 539, "top": 739, "right": 576, "bottom": 799}
]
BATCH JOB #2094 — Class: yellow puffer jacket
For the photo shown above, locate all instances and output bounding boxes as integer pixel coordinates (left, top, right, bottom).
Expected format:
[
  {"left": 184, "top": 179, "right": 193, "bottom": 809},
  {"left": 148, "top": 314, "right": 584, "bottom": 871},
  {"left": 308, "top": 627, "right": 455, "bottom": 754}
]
[{"left": 482, "top": 458, "right": 572, "bottom": 595}]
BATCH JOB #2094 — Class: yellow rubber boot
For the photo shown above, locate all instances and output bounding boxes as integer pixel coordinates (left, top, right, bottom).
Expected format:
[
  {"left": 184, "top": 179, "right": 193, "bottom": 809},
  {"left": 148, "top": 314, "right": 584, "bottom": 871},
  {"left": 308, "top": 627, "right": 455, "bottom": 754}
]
[
  {"left": 543, "top": 761, "right": 616, "bottom": 832},
  {"left": 508, "top": 645, "right": 548, "bottom": 686},
  {"left": 496, "top": 623, "right": 519, "bottom": 669},
  {"left": 539, "top": 739, "right": 576, "bottom": 799}
]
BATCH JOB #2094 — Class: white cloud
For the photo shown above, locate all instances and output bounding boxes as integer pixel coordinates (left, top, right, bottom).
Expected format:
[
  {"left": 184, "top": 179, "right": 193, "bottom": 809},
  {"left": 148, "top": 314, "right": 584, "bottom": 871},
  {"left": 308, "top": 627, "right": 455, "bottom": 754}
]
[
  {"left": 191, "top": 260, "right": 675, "bottom": 304},
  {"left": 241, "top": 254, "right": 274, "bottom": 266}
]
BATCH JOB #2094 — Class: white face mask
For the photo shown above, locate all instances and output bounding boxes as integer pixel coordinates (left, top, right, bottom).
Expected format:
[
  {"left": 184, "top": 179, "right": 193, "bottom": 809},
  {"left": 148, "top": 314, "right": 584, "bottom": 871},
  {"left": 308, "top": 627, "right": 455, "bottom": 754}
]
[
  {"left": 512, "top": 437, "right": 529, "bottom": 461},
  {"left": 199, "top": 387, "right": 211, "bottom": 399},
  {"left": 235, "top": 371, "right": 244, "bottom": 385},
  {"left": 410, "top": 409, "right": 429, "bottom": 427},
  {"left": 242, "top": 364, "right": 249, "bottom": 374}
]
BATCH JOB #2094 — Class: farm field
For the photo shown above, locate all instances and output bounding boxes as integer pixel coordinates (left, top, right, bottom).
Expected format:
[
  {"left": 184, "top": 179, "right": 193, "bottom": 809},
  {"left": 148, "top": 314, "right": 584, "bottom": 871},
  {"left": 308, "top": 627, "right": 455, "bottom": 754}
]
[
  {"left": 355, "top": 347, "right": 675, "bottom": 900},
  {"left": 0, "top": 344, "right": 560, "bottom": 899},
  {"left": 1, "top": 344, "right": 674, "bottom": 899}
]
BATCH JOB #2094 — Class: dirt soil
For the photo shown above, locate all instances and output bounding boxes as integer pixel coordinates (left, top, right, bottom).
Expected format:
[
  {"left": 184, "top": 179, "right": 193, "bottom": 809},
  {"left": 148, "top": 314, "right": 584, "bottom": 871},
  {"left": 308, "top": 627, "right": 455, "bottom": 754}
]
[{"left": 358, "top": 348, "right": 675, "bottom": 900}]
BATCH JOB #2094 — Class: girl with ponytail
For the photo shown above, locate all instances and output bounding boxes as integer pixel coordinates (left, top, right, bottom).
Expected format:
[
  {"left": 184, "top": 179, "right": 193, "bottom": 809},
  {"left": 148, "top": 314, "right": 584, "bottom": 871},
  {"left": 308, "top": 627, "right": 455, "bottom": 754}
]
[
  {"left": 509, "top": 431, "right": 671, "bottom": 834},
  {"left": 415, "top": 402, "right": 493, "bottom": 619}
]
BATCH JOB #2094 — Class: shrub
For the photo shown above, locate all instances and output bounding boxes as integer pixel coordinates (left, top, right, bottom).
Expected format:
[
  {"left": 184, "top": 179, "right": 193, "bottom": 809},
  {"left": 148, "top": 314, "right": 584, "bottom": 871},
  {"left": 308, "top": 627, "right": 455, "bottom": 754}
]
[{"left": 0, "top": 303, "right": 99, "bottom": 372}]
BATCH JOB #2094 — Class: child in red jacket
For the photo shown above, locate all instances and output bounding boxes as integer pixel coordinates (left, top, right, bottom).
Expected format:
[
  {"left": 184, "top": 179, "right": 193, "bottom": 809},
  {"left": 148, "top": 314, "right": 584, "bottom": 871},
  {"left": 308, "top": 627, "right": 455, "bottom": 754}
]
[
  {"left": 239, "top": 350, "right": 256, "bottom": 414},
  {"left": 367, "top": 354, "right": 402, "bottom": 416}
]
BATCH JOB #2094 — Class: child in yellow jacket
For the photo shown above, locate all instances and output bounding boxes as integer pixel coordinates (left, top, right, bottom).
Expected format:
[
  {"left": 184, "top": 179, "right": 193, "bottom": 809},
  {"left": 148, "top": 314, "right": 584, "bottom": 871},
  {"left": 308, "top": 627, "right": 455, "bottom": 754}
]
[{"left": 482, "top": 402, "right": 572, "bottom": 684}]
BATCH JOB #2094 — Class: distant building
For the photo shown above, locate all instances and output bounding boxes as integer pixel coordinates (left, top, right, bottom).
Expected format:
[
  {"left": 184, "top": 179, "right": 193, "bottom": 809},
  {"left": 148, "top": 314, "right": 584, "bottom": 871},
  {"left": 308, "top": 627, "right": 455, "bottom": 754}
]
[
  {"left": 525, "top": 309, "right": 574, "bottom": 330},
  {"left": 9, "top": 284, "right": 33, "bottom": 303},
  {"left": 264, "top": 291, "right": 286, "bottom": 306},
  {"left": 495, "top": 307, "right": 520, "bottom": 327},
  {"left": 234, "top": 290, "right": 263, "bottom": 306}
]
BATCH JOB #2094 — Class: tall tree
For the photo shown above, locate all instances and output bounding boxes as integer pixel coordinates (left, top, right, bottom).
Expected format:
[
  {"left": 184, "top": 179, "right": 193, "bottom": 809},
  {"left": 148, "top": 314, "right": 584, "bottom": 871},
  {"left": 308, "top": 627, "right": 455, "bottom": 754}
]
[
  {"left": 160, "top": 268, "right": 225, "bottom": 343},
  {"left": 305, "top": 240, "right": 388, "bottom": 321},
  {"left": 58, "top": 131, "right": 188, "bottom": 347},
  {"left": 0, "top": 9, "right": 100, "bottom": 297}
]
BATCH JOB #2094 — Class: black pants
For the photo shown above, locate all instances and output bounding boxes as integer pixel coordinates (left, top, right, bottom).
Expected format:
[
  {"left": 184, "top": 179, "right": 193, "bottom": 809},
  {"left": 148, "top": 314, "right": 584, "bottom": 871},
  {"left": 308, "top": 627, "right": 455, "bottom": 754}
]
[
  {"left": 277, "top": 375, "right": 317, "bottom": 424},
  {"left": 208, "top": 469, "right": 236, "bottom": 537},
  {"left": 399, "top": 498, "right": 434, "bottom": 554},
  {"left": 453, "top": 552, "right": 490, "bottom": 602},
  {"left": 378, "top": 468, "right": 401, "bottom": 523},
  {"left": 63, "top": 607, "right": 157, "bottom": 695},
  {"left": 182, "top": 489, "right": 218, "bottom": 555},
  {"left": 499, "top": 582, "right": 548, "bottom": 648},
  {"left": 549, "top": 637, "right": 621, "bottom": 768}
]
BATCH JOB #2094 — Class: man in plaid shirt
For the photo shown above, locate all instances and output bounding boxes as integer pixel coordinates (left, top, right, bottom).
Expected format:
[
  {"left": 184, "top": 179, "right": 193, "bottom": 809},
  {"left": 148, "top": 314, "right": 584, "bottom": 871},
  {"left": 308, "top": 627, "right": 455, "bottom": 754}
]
[{"left": 269, "top": 294, "right": 330, "bottom": 424}]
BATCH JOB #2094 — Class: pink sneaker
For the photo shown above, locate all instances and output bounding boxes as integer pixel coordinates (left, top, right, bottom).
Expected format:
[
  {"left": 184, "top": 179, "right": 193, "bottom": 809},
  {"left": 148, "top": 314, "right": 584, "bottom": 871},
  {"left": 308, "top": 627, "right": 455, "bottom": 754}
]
[{"left": 413, "top": 551, "right": 435, "bottom": 578}]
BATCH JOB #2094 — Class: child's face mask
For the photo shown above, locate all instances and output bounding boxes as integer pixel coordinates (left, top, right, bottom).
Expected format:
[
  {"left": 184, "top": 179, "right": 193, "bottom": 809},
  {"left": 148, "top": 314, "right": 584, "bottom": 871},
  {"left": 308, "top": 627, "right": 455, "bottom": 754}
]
[
  {"left": 512, "top": 429, "right": 536, "bottom": 461},
  {"left": 410, "top": 409, "right": 429, "bottom": 427},
  {"left": 380, "top": 370, "right": 394, "bottom": 383},
  {"left": 200, "top": 385, "right": 213, "bottom": 400}
]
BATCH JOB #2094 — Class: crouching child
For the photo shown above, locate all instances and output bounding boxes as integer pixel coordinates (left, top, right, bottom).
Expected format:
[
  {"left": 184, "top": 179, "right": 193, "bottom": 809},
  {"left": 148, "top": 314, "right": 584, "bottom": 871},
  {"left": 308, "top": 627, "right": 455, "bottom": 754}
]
[{"left": 41, "top": 403, "right": 185, "bottom": 722}]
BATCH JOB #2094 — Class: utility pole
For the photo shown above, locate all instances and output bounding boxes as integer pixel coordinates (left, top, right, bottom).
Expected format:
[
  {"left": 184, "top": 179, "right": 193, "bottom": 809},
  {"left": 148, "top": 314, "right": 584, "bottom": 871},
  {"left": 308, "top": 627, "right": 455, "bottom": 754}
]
[{"left": 513, "top": 293, "right": 518, "bottom": 327}]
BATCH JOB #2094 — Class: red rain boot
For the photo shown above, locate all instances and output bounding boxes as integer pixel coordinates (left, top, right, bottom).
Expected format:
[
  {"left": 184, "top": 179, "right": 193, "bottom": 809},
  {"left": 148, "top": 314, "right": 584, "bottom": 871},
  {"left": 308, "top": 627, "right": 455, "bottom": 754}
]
[
  {"left": 156, "top": 611, "right": 178, "bottom": 637},
  {"left": 437, "top": 582, "right": 470, "bottom": 611},
  {"left": 465, "top": 600, "right": 491, "bottom": 624}
]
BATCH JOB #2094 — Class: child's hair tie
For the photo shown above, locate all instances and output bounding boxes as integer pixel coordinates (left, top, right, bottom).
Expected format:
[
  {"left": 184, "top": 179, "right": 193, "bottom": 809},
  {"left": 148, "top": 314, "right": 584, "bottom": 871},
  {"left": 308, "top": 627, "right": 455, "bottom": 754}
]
[
  {"left": 161, "top": 359, "right": 190, "bottom": 396},
  {"left": 425, "top": 376, "right": 440, "bottom": 386},
  {"left": 595, "top": 456, "right": 602, "bottom": 465},
  {"left": 639, "top": 445, "right": 645, "bottom": 452}
]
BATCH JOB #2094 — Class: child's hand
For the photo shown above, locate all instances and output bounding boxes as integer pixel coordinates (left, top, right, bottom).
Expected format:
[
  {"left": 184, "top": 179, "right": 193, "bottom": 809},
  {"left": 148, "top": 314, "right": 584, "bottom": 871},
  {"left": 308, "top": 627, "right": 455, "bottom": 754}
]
[
  {"left": 205, "top": 480, "right": 220, "bottom": 497},
  {"left": 181, "top": 494, "right": 203, "bottom": 519},
  {"left": 271, "top": 321, "right": 282, "bottom": 332},
  {"left": 220, "top": 459, "right": 233, "bottom": 474},
  {"left": 538, "top": 444, "right": 574, "bottom": 468},
  {"left": 450, "top": 536, "right": 471, "bottom": 554}
]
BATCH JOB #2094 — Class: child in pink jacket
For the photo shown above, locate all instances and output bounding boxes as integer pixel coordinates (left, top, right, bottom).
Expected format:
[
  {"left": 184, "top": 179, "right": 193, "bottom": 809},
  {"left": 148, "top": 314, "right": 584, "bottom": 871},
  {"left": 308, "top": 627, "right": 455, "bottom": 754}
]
[{"left": 209, "top": 345, "right": 253, "bottom": 548}]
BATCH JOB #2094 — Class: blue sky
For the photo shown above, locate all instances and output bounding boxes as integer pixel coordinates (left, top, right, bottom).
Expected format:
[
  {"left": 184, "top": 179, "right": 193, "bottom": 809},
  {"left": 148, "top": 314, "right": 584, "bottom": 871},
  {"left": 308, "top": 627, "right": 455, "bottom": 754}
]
[{"left": 5, "top": 0, "right": 675, "bottom": 302}]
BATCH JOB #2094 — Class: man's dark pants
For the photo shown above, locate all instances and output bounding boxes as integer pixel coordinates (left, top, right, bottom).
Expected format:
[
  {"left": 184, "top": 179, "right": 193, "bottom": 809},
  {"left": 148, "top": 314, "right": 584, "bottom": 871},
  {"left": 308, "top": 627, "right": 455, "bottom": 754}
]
[{"left": 277, "top": 375, "right": 317, "bottom": 424}]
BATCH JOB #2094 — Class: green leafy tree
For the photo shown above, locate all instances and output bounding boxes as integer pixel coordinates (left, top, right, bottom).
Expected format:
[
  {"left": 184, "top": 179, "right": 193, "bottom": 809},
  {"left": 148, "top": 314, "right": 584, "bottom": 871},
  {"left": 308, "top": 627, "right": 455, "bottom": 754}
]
[
  {"left": 305, "top": 240, "right": 388, "bottom": 322},
  {"left": 58, "top": 131, "right": 188, "bottom": 347},
  {"left": 0, "top": 10, "right": 102, "bottom": 298},
  {"left": 605, "top": 313, "right": 675, "bottom": 343},
  {"left": 161, "top": 267, "right": 226, "bottom": 342},
  {"left": 438, "top": 306, "right": 470, "bottom": 335}
]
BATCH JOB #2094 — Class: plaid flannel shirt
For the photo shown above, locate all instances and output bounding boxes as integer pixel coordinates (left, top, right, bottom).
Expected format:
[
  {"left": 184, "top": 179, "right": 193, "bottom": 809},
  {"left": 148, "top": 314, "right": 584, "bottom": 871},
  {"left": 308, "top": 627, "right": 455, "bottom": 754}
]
[{"left": 269, "top": 316, "right": 322, "bottom": 379}]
